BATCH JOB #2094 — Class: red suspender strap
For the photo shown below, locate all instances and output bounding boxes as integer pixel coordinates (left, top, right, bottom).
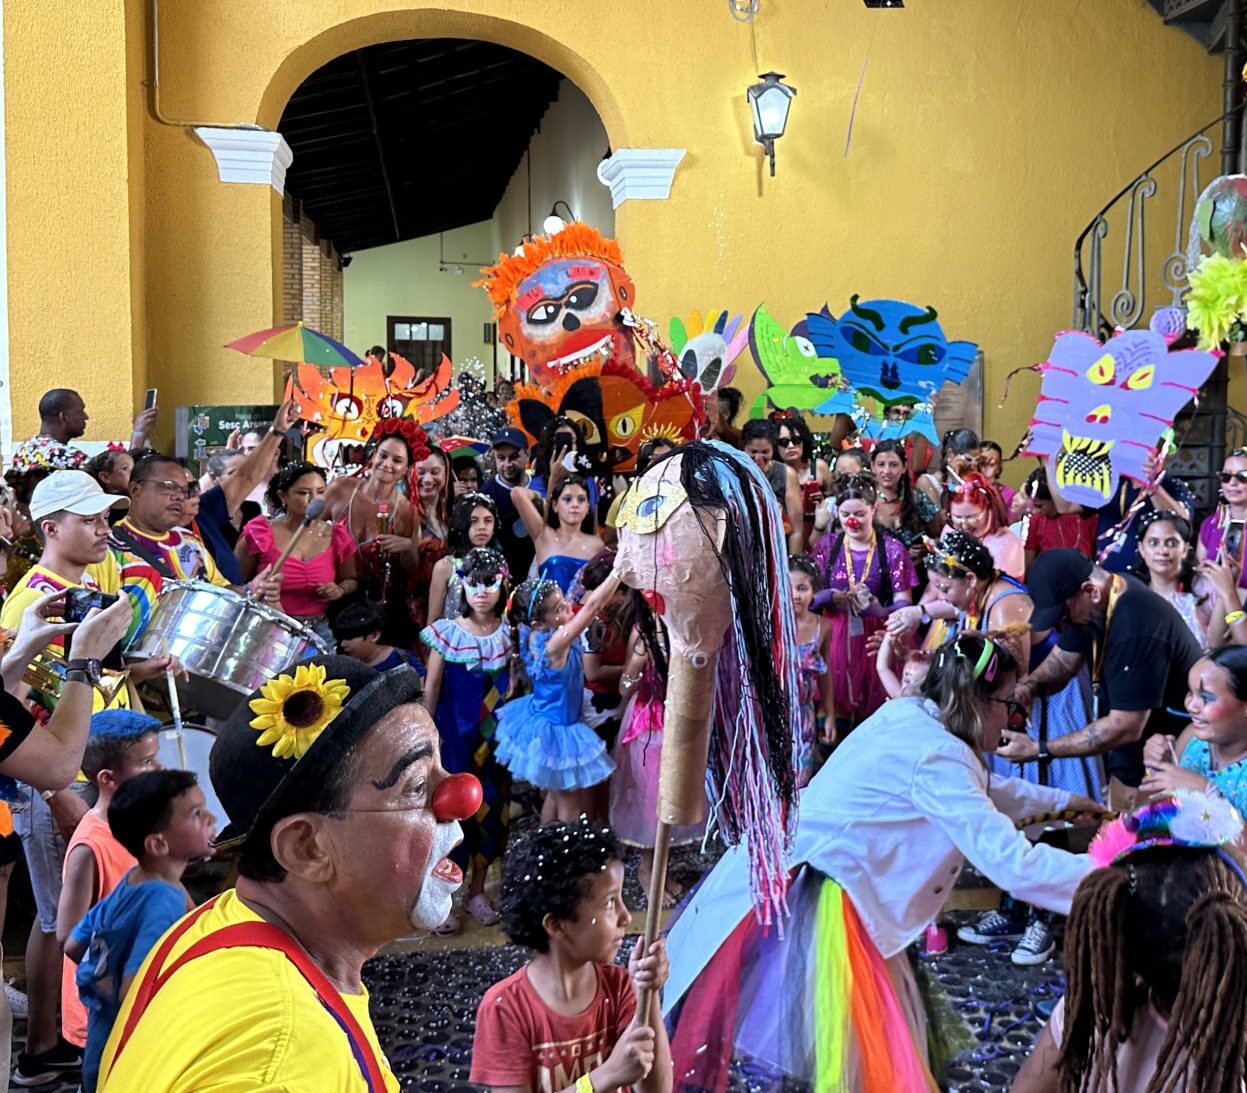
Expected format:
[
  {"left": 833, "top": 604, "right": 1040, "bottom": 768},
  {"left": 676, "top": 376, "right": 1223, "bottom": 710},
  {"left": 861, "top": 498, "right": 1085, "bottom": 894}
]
[{"left": 109, "top": 897, "right": 388, "bottom": 1093}]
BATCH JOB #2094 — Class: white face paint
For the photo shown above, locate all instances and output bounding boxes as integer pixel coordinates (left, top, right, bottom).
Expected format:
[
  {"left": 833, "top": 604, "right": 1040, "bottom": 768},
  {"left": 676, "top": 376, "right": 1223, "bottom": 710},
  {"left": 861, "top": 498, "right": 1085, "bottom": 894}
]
[{"left": 409, "top": 820, "right": 464, "bottom": 930}]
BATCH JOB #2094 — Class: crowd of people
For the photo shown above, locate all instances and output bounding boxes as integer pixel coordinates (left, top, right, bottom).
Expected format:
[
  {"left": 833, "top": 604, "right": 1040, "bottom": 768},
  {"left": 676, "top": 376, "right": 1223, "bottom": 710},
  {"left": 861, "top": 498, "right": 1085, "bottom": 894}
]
[{"left": 0, "top": 380, "right": 1242, "bottom": 1091}]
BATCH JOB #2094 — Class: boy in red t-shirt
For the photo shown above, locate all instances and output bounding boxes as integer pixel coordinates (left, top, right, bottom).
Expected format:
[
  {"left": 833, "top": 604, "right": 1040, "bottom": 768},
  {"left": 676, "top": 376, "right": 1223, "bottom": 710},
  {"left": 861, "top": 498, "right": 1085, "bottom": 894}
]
[
  {"left": 471, "top": 819, "right": 672, "bottom": 1093},
  {"left": 56, "top": 710, "right": 163, "bottom": 1056}
]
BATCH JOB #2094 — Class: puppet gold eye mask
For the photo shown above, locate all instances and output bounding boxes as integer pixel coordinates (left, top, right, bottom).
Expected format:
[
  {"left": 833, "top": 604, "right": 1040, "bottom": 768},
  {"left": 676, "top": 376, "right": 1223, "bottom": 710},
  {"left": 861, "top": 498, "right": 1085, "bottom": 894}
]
[{"left": 616, "top": 480, "right": 688, "bottom": 534}]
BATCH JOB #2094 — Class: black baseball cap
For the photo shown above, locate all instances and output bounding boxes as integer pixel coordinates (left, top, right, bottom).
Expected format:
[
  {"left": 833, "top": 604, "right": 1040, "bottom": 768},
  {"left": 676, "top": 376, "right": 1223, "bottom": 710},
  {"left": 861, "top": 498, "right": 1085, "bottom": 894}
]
[
  {"left": 1026, "top": 549, "right": 1094, "bottom": 631},
  {"left": 491, "top": 427, "right": 528, "bottom": 451},
  {"left": 209, "top": 655, "right": 423, "bottom": 848}
]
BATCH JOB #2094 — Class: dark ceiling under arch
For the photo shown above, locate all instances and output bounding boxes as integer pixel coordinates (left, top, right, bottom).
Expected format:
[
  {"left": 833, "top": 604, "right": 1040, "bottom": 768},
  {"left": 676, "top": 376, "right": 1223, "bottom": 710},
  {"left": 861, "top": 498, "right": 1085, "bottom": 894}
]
[{"left": 279, "top": 38, "right": 565, "bottom": 254}]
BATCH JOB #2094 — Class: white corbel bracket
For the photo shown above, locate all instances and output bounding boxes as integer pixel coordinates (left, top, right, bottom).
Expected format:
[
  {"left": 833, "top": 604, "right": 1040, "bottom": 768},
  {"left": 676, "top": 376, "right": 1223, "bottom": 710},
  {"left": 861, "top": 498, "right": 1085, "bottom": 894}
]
[
  {"left": 195, "top": 127, "right": 294, "bottom": 195},
  {"left": 596, "top": 149, "right": 686, "bottom": 209}
]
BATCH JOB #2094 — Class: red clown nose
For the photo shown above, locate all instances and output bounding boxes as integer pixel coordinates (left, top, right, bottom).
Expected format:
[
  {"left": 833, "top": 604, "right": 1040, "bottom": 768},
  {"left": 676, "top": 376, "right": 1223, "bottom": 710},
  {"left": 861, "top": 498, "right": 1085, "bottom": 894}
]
[
  {"left": 842, "top": 517, "right": 863, "bottom": 531},
  {"left": 432, "top": 773, "right": 483, "bottom": 822}
]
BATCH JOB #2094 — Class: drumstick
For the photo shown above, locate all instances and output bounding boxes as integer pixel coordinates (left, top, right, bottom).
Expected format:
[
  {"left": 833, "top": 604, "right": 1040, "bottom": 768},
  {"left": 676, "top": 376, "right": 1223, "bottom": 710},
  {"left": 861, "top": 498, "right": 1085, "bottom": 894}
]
[
  {"left": 165, "top": 665, "right": 187, "bottom": 771},
  {"left": 264, "top": 499, "right": 326, "bottom": 590}
]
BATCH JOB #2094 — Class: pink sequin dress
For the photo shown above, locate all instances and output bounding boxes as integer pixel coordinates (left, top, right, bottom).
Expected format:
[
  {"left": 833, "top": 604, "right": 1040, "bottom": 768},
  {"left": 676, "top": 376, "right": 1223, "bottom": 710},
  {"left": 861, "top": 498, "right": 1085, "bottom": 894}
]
[{"left": 813, "top": 531, "right": 916, "bottom": 723}]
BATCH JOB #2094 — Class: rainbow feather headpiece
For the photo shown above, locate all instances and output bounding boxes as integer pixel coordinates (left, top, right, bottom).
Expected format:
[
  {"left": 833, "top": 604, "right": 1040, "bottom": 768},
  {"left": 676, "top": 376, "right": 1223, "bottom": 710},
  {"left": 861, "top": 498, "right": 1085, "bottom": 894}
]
[{"left": 1089, "top": 789, "right": 1245, "bottom": 872}]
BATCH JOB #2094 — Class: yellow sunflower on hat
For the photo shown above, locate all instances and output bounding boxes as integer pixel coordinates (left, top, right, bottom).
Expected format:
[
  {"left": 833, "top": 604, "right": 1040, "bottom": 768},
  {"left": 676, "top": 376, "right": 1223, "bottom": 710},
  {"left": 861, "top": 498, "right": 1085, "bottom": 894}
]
[{"left": 249, "top": 663, "right": 351, "bottom": 759}]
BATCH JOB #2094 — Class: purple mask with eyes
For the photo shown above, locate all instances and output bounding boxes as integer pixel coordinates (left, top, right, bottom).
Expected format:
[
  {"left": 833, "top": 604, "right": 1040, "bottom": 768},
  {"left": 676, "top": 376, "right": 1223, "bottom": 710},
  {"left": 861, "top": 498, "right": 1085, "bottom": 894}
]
[{"left": 1024, "top": 320, "right": 1220, "bottom": 507}]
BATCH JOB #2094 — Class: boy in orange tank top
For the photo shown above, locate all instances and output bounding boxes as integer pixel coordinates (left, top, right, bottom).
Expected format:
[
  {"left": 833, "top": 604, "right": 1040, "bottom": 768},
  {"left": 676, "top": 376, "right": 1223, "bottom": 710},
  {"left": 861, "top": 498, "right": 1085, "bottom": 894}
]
[{"left": 55, "top": 711, "right": 163, "bottom": 1057}]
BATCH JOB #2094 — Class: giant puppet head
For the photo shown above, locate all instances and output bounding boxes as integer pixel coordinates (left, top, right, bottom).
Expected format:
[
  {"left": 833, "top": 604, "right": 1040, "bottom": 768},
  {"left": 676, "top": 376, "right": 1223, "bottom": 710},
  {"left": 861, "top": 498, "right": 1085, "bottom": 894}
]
[
  {"left": 806, "top": 296, "right": 979, "bottom": 442},
  {"left": 614, "top": 440, "right": 800, "bottom": 925},
  {"left": 476, "top": 222, "right": 637, "bottom": 391},
  {"left": 286, "top": 352, "right": 459, "bottom": 468},
  {"left": 1023, "top": 318, "right": 1220, "bottom": 506},
  {"left": 505, "top": 359, "right": 701, "bottom": 475}
]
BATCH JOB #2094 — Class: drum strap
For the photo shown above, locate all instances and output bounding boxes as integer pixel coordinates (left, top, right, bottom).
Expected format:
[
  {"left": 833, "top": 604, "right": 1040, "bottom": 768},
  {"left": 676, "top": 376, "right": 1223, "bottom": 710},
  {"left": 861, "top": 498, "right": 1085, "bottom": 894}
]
[
  {"left": 111, "top": 525, "right": 181, "bottom": 581},
  {"left": 110, "top": 895, "right": 389, "bottom": 1092}
]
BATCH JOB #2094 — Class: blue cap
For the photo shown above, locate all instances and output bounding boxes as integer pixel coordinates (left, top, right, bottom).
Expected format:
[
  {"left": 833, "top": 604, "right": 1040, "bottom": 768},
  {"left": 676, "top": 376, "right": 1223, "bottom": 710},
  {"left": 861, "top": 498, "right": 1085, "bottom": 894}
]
[{"left": 491, "top": 427, "right": 529, "bottom": 451}]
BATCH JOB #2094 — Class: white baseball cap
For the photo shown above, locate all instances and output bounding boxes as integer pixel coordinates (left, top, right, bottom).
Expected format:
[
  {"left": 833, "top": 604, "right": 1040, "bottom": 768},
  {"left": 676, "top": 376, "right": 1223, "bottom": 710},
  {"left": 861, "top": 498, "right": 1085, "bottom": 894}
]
[{"left": 29, "top": 470, "right": 130, "bottom": 524}]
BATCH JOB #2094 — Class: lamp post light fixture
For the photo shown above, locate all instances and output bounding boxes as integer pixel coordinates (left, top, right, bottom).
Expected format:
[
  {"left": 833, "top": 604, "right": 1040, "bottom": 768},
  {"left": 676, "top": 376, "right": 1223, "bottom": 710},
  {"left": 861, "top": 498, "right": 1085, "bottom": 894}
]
[{"left": 747, "top": 71, "right": 797, "bottom": 177}]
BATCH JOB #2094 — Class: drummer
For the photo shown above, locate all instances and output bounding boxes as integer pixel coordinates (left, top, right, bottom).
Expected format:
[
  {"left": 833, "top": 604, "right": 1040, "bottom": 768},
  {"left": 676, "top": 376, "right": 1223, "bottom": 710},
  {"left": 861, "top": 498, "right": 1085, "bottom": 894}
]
[
  {"left": 0, "top": 472, "right": 165, "bottom": 1084},
  {"left": 91, "top": 452, "right": 279, "bottom": 644}
]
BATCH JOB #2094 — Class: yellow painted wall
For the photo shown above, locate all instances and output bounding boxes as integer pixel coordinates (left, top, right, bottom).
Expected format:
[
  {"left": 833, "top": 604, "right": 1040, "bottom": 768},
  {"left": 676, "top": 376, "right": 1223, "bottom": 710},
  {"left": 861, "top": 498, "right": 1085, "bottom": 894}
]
[
  {"left": 343, "top": 220, "right": 499, "bottom": 373},
  {"left": 2, "top": 0, "right": 1225, "bottom": 461},
  {"left": 4, "top": 0, "right": 149, "bottom": 445}
]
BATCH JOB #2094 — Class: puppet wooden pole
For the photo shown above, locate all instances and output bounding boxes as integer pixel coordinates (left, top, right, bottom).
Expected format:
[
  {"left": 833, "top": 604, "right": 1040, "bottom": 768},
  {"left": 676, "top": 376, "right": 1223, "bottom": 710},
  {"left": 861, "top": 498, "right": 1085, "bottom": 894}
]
[{"left": 636, "top": 649, "right": 717, "bottom": 1028}]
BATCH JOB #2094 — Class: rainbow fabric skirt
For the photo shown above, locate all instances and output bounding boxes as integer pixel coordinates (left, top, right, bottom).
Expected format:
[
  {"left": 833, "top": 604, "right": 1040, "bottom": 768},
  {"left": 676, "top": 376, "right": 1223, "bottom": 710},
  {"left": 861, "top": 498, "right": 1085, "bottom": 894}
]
[{"left": 668, "top": 867, "right": 940, "bottom": 1093}]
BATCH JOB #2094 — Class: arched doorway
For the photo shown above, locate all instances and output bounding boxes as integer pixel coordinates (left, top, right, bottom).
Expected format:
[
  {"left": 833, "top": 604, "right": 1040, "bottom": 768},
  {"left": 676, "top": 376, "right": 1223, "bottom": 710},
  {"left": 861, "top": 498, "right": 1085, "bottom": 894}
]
[{"left": 269, "top": 28, "right": 617, "bottom": 387}]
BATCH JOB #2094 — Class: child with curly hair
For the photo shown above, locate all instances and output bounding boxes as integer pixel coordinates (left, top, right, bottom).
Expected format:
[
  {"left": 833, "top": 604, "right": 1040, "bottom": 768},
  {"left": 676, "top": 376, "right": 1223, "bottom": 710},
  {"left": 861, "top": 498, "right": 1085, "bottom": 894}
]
[
  {"left": 470, "top": 819, "right": 672, "bottom": 1093},
  {"left": 495, "top": 575, "right": 620, "bottom": 821}
]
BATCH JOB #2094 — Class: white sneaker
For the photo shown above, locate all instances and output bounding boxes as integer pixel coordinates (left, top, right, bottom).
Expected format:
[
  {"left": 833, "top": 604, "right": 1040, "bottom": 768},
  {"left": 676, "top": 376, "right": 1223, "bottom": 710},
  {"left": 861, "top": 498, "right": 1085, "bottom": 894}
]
[
  {"left": 1011, "top": 916, "right": 1056, "bottom": 966},
  {"left": 5, "top": 978, "right": 27, "bottom": 1019}
]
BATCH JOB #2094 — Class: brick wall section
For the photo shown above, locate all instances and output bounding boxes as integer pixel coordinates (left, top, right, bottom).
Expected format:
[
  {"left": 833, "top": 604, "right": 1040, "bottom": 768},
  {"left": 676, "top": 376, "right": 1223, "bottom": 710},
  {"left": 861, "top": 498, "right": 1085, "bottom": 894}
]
[
  {"left": 281, "top": 192, "right": 303, "bottom": 323},
  {"left": 281, "top": 195, "right": 343, "bottom": 337}
]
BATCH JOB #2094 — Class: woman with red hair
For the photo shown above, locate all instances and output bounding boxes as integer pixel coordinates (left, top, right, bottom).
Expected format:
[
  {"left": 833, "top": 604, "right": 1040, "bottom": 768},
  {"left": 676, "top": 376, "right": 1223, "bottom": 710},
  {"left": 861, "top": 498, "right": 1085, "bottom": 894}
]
[{"left": 941, "top": 471, "right": 1025, "bottom": 579}]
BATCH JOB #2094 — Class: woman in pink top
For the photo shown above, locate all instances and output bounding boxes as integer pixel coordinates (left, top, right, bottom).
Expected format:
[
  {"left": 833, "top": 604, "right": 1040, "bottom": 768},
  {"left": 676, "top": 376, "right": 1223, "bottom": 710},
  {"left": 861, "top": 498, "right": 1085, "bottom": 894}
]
[{"left": 235, "top": 462, "right": 358, "bottom": 645}]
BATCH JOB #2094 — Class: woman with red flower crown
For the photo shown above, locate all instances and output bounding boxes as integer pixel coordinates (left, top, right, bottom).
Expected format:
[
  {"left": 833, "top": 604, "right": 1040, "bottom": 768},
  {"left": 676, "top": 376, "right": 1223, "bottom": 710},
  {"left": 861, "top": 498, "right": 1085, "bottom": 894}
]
[{"left": 326, "top": 417, "right": 431, "bottom": 645}]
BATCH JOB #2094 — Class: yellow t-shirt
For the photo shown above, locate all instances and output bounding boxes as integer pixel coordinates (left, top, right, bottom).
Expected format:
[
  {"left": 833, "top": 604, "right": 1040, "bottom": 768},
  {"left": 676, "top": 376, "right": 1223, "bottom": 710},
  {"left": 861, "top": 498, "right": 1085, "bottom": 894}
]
[
  {"left": 97, "top": 889, "right": 399, "bottom": 1093},
  {"left": 0, "top": 564, "right": 131, "bottom": 715}
]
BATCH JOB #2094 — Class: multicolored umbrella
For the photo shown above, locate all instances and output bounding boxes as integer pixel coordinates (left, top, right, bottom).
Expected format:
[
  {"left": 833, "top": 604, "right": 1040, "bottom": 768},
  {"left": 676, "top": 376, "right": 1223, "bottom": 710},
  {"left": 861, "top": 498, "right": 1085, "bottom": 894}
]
[
  {"left": 439, "top": 435, "right": 490, "bottom": 459},
  {"left": 226, "top": 321, "right": 363, "bottom": 367}
]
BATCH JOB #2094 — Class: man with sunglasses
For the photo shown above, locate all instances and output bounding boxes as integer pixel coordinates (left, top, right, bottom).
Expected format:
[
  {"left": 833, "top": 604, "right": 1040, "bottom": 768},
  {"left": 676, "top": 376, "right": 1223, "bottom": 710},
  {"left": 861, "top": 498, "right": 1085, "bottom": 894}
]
[
  {"left": 996, "top": 548, "right": 1200, "bottom": 790},
  {"left": 89, "top": 453, "right": 278, "bottom": 647}
]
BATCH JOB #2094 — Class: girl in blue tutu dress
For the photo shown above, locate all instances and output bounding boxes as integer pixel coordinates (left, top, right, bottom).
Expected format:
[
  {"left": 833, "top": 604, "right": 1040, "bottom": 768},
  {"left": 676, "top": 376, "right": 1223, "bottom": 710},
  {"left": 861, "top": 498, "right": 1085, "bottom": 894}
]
[{"left": 495, "top": 572, "right": 621, "bottom": 821}]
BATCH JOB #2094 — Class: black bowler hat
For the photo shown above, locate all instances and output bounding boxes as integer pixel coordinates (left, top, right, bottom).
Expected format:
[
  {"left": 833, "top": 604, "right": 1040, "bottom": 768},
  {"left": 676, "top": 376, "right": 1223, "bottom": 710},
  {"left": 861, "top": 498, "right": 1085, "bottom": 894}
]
[
  {"left": 1026, "top": 549, "right": 1094, "bottom": 631},
  {"left": 208, "top": 655, "right": 423, "bottom": 848}
]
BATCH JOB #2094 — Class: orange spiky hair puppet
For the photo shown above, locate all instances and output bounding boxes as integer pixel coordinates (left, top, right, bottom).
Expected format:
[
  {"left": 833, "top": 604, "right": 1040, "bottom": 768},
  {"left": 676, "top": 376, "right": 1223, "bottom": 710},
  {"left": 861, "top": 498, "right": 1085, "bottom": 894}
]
[{"left": 475, "top": 222, "right": 637, "bottom": 391}]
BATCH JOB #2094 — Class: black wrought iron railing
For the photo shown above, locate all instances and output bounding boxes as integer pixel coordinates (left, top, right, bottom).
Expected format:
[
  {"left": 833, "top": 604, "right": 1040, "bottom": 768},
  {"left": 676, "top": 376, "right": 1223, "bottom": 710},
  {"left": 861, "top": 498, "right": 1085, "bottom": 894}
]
[
  {"left": 1071, "top": 112, "right": 1243, "bottom": 513},
  {"left": 1072, "top": 113, "right": 1230, "bottom": 339}
]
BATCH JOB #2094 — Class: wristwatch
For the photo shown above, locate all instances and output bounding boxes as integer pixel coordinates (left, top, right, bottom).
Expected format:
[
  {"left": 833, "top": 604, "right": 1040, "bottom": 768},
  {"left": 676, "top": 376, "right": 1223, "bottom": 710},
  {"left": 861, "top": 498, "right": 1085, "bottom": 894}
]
[
  {"left": 919, "top": 609, "right": 932, "bottom": 626},
  {"left": 64, "top": 658, "right": 103, "bottom": 686}
]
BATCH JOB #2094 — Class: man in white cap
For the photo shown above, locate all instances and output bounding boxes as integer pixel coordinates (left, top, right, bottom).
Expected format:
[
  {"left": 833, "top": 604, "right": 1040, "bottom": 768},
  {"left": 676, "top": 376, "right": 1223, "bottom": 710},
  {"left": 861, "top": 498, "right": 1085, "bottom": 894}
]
[{"left": 0, "top": 469, "right": 177, "bottom": 1085}]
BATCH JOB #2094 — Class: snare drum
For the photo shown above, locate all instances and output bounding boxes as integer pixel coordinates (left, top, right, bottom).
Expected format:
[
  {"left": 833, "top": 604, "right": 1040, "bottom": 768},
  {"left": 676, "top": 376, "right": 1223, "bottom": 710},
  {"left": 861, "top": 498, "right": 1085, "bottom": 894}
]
[
  {"left": 126, "top": 580, "right": 330, "bottom": 719},
  {"left": 156, "top": 722, "right": 225, "bottom": 836}
]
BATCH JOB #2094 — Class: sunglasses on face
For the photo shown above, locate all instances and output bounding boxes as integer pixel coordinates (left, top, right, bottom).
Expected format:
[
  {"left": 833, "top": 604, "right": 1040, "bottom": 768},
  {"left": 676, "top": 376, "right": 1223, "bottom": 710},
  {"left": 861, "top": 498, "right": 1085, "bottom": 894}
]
[
  {"left": 949, "top": 513, "right": 985, "bottom": 528},
  {"left": 777, "top": 436, "right": 801, "bottom": 447},
  {"left": 1221, "top": 470, "right": 1247, "bottom": 485}
]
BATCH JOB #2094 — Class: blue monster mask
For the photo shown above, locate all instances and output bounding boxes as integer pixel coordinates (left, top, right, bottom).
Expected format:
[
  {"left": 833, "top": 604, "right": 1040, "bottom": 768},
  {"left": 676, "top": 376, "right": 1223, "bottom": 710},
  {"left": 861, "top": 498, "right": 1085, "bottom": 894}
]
[{"left": 806, "top": 295, "right": 979, "bottom": 407}]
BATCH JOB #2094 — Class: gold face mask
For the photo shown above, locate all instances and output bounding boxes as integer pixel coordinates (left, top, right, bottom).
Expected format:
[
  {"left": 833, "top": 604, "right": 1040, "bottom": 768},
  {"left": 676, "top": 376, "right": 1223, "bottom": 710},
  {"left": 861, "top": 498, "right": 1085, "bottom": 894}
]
[{"left": 615, "top": 478, "right": 688, "bottom": 534}]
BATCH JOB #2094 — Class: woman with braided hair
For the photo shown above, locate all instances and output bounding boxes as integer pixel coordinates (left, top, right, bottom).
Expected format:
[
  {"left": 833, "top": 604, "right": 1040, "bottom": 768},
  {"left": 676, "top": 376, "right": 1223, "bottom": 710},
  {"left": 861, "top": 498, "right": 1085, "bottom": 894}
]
[{"left": 1013, "top": 792, "right": 1247, "bottom": 1093}]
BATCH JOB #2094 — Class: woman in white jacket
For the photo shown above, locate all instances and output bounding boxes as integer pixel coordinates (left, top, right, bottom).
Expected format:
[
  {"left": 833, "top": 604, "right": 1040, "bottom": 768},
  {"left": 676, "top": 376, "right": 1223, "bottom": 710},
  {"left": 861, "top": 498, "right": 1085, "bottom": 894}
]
[{"left": 662, "top": 632, "right": 1101, "bottom": 1093}]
